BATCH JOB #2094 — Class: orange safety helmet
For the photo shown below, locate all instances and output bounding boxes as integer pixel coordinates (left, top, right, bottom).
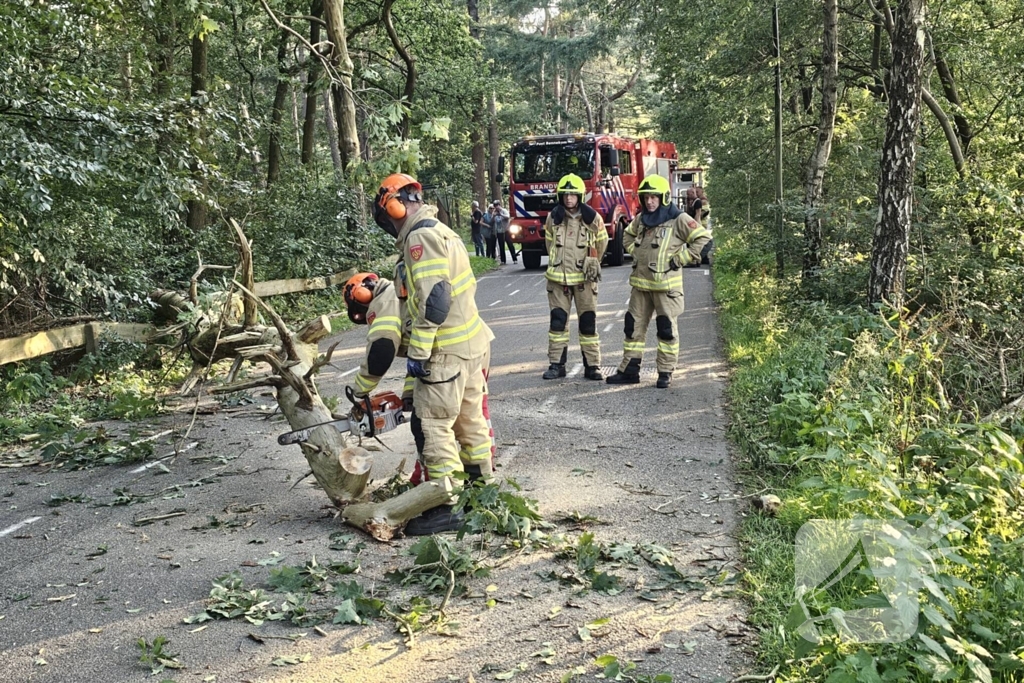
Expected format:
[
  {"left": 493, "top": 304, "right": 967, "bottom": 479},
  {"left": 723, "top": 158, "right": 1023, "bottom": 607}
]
[
  {"left": 343, "top": 272, "right": 379, "bottom": 324},
  {"left": 374, "top": 173, "right": 423, "bottom": 237}
]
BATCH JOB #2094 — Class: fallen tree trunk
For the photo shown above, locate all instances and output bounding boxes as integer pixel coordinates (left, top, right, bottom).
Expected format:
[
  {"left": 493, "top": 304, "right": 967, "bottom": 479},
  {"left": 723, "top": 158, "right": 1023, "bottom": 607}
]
[{"left": 186, "top": 224, "right": 445, "bottom": 535}]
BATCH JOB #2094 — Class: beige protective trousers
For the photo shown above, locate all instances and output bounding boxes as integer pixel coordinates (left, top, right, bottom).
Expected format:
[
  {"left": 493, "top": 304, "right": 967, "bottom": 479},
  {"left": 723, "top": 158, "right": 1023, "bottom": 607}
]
[
  {"left": 413, "top": 348, "right": 493, "bottom": 483},
  {"left": 546, "top": 282, "right": 600, "bottom": 366},
  {"left": 617, "top": 288, "right": 685, "bottom": 373}
]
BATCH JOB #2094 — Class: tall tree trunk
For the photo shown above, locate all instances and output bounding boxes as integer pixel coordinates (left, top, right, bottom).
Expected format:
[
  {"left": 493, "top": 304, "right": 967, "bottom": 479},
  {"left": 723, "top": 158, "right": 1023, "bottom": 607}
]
[
  {"left": 870, "top": 13, "right": 885, "bottom": 99},
  {"left": 557, "top": 66, "right": 565, "bottom": 133},
  {"left": 152, "top": 1, "right": 176, "bottom": 156},
  {"left": 868, "top": 0, "right": 927, "bottom": 308},
  {"left": 773, "top": 1, "right": 784, "bottom": 279},
  {"left": 383, "top": 0, "right": 416, "bottom": 139},
  {"left": 467, "top": 0, "right": 486, "bottom": 203},
  {"left": 933, "top": 48, "right": 973, "bottom": 158},
  {"left": 267, "top": 32, "right": 289, "bottom": 185},
  {"left": 579, "top": 77, "right": 594, "bottom": 131},
  {"left": 471, "top": 108, "right": 487, "bottom": 203},
  {"left": 597, "top": 81, "right": 606, "bottom": 133},
  {"left": 301, "top": 1, "right": 323, "bottom": 165},
  {"left": 187, "top": 32, "right": 208, "bottom": 232},
  {"left": 322, "top": 0, "right": 359, "bottom": 170},
  {"left": 488, "top": 92, "right": 500, "bottom": 201},
  {"left": 323, "top": 90, "right": 344, "bottom": 180},
  {"left": 802, "top": 0, "right": 839, "bottom": 283}
]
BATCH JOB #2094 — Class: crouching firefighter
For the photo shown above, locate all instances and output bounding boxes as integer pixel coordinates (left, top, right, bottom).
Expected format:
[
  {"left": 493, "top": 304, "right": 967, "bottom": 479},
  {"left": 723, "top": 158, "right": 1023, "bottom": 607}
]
[
  {"left": 542, "top": 173, "right": 608, "bottom": 380},
  {"left": 343, "top": 272, "right": 409, "bottom": 400},
  {"left": 373, "top": 173, "right": 496, "bottom": 535},
  {"left": 606, "top": 174, "right": 711, "bottom": 389}
]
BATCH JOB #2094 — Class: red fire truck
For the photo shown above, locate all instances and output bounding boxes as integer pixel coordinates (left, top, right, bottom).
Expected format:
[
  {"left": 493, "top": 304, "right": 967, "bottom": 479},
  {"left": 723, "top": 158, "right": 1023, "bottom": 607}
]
[{"left": 498, "top": 133, "right": 703, "bottom": 270}]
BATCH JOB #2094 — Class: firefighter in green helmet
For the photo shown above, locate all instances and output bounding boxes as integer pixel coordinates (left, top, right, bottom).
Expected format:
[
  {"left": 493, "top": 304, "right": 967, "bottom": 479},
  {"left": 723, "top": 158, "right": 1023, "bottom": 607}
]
[
  {"left": 605, "top": 174, "right": 711, "bottom": 388},
  {"left": 541, "top": 173, "right": 608, "bottom": 380}
]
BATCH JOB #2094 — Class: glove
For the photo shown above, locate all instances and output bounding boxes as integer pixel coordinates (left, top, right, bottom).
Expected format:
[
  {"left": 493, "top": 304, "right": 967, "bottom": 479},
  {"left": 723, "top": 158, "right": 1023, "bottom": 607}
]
[
  {"left": 583, "top": 256, "right": 601, "bottom": 283},
  {"left": 669, "top": 255, "right": 683, "bottom": 271},
  {"left": 407, "top": 358, "right": 430, "bottom": 378}
]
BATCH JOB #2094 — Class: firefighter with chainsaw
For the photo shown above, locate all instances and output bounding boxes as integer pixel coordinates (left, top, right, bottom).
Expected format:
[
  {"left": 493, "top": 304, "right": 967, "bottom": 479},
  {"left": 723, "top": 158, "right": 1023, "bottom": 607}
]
[
  {"left": 342, "top": 272, "right": 409, "bottom": 400},
  {"left": 542, "top": 173, "right": 607, "bottom": 380},
  {"left": 373, "top": 173, "right": 495, "bottom": 535},
  {"left": 606, "top": 174, "right": 711, "bottom": 389}
]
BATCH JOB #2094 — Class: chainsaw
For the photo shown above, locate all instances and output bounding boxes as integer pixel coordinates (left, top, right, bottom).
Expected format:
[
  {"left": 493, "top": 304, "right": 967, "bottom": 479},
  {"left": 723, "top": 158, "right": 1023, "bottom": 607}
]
[{"left": 277, "top": 387, "right": 406, "bottom": 446}]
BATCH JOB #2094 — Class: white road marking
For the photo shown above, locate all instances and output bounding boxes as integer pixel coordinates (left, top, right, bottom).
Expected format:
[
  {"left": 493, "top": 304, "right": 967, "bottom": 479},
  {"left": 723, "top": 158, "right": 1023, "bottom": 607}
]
[
  {"left": 509, "top": 289, "right": 520, "bottom": 296},
  {"left": 603, "top": 323, "right": 615, "bottom": 333},
  {"left": 489, "top": 300, "right": 501, "bottom": 307},
  {"left": 338, "top": 367, "right": 358, "bottom": 378},
  {"left": 130, "top": 442, "right": 199, "bottom": 473},
  {"left": 704, "top": 270, "right": 709, "bottom": 275},
  {"left": 624, "top": 297, "right": 630, "bottom": 305},
  {"left": 566, "top": 362, "right": 583, "bottom": 378},
  {"left": 0, "top": 517, "right": 41, "bottom": 539},
  {"left": 506, "top": 282, "right": 513, "bottom": 288},
  {"left": 534, "top": 279, "right": 545, "bottom": 286},
  {"left": 615, "top": 309, "right": 625, "bottom": 317}
]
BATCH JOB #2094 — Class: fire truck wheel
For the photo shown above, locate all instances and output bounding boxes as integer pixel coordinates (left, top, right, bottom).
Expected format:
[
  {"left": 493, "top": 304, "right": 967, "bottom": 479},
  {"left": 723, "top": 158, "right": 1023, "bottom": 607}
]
[
  {"left": 522, "top": 251, "right": 542, "bottom": 270},
  {"left": 605, "top": 221, "right": 625, "bottom": 267}
]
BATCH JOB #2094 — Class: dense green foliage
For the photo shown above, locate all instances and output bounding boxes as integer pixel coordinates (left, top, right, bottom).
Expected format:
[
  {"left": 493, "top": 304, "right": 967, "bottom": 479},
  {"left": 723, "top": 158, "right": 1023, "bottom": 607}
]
[{"left": 631, "top": 1, "right": 1024, "bottom": 680}]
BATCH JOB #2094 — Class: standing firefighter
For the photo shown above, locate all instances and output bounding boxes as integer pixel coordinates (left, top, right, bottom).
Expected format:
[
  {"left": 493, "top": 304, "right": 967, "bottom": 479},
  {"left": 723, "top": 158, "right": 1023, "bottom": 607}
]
[
  {"left": 373, "top": 173, "right": 495, "bottom": 535},
  {"left": 606, "top": 174, "right": 711, "bottom": 389},
  {"left": 542, "top": 173, "right": 607, "bottom": 380}
]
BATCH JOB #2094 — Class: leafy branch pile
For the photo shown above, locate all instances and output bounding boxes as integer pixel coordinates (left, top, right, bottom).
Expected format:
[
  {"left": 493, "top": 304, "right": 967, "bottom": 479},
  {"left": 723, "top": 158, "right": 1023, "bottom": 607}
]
[{"left": 166, "top": 480, "right": 701, "bottom": 681}]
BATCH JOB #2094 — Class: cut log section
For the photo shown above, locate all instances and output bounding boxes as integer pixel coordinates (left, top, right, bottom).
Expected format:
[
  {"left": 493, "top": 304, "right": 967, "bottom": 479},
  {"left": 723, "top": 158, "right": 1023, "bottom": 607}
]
[{"left": 342, "top": 478, "right": 455, "bottom": 542}]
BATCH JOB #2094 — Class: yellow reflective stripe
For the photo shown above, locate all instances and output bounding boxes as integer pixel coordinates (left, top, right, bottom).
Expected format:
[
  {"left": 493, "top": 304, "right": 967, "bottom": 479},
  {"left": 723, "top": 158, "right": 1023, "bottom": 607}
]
[
  {"left": 368, "top": 316, "right": 402, "bottom": 336},
  {"left": 451, "top": 268, "right": 475, "bottom": 296},
  {"left": 434, "top": 314, "right": 481, "bottom": 340},
  {"left": 623, "top": 341, "right": 646, "bottom": 351},
  {"left": 625, "top": 242, "right": 636, "bottom": 254},
  {"left": 658, "top": 341, "right": 679, "bottom": 353},
  {"left": 411, "top": 265, "right": 450, "bottom": 282},
  {"left": 403, "top": 376, "right": 415, "bottom": 392},
  {"left": 409, "top": 257, "right": 447, "bottom": 273},
  {"left": 435, "top": 316, "right": 484, "bottom": 347},
  {"left": 545, "top": 269, "right": 585, "bottom": 284},
  {"left": 354, "top": 373, "right": 378, "bottom": 393},
  {"left": 688, "top": 227, "right": 711, "bottom": 242},
  {"left": 549, "top": 332, "right": 570, "bottom": 343},
  {"left": 426, "top": 462, "right": 460, "bottom": 478},
  {"left": 629, "top": 275, "right": 682, "bottom": 290},
  {"left": 579, "top": 335, "right": 600, "bottom": 346}
]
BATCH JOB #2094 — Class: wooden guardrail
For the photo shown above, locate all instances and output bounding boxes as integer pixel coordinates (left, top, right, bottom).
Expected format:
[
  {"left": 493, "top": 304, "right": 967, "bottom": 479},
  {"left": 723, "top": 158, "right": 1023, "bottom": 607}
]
[{"left": 1, "top": 266, "right": 364, "bottom": 366}]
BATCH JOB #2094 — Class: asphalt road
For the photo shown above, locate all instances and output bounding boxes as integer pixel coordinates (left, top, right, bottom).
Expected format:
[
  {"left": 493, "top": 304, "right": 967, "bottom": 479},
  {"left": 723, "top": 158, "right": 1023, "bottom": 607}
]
[{"left": 0, "top": 258, "right": 751, "bottom": 683}]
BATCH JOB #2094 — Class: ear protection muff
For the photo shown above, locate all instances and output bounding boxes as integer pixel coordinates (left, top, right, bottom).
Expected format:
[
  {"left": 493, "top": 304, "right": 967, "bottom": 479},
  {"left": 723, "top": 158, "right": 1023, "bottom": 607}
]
[{"left": 373, "top": 181, "right": 423, "bottom": 236}]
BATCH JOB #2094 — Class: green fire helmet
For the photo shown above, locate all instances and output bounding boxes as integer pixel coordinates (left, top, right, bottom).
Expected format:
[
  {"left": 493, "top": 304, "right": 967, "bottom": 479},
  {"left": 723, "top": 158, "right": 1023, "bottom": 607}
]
[{"left": 637, "top": 174, "right": 671, "bottom": 206}]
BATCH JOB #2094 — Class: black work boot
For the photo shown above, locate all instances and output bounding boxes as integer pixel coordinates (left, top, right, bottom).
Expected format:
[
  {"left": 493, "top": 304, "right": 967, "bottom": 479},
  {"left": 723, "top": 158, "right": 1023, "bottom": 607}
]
[
  {"left": 606, "top": 358, "right": 641, "bottom": 385},
  {"left": 656, "top": 372, "right": 672, "bottom": 389},
  {"left": 404, "top": 505, "right": 465, "bottom": 536},
  {"left": 583, "top": 364, "right": 603, "bottom": 381},
  {"left": 543, "top": 349, "right": 567, "bottom": 379},
  {"left": 542, "top": 363, "right": 566, "bottom": 379}
]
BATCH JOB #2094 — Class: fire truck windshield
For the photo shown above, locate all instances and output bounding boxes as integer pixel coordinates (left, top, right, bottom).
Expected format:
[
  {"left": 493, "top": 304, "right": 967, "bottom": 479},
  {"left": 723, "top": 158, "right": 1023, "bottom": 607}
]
[{"left": 512, "top": 142, "right": 595, "bottom": 183}]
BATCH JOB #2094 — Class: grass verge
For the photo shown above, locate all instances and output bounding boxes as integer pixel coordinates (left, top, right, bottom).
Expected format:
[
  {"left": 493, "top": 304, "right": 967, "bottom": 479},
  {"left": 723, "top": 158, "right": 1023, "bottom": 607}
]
[{"left": 717, "top": 233, "right": 1024, "bottom": 682}]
